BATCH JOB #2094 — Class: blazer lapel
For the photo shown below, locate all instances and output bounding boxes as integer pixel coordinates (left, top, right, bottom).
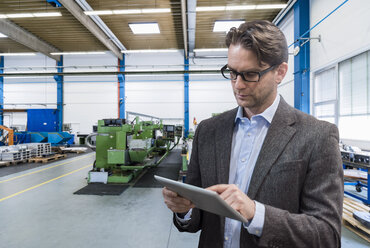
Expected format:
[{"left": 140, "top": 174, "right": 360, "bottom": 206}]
[
  {"left": 247, "top": 98, "right": 297, "bottom": 199},
  {"left": 215, "top": 108, "right": 238, "bottom": 185}
]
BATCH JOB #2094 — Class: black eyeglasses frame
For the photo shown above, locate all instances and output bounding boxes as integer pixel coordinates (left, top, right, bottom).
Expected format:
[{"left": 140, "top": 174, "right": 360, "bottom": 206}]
[{"left": 221, "top": 64, "right": 277, "bottom": 82}]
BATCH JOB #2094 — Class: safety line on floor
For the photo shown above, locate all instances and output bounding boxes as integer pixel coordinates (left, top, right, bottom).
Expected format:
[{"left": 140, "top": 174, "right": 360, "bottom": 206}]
[
  {"left": 0, "top": 164, "right": 92, "bottom": 203},
  {"left": 0, "top": 153, "right": 94, "bottom": 184}
]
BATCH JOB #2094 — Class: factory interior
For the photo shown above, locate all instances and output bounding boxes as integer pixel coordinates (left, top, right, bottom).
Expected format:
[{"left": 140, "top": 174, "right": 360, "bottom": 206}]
[{"left": 0, "top": 0, "right": 369, "bottom": 247}]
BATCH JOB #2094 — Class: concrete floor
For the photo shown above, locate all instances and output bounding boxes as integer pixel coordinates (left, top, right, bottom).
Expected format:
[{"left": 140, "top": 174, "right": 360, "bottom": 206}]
[{"left": 0, "top": 153, "right": 368, "bottom": 247}]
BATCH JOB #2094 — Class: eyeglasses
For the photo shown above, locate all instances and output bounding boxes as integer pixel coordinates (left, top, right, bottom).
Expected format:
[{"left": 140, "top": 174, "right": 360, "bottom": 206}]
[{"left": 221, "top": 64, "right": 277, "bottom": 82}]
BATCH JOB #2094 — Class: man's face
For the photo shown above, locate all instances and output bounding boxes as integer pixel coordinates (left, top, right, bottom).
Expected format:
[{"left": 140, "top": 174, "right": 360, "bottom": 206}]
[{"left": 227, "top": 44, "right": 280, "bottom": 116}]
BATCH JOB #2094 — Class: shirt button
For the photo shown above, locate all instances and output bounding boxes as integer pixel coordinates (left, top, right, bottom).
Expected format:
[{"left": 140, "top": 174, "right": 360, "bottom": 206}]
[
  {"left": 256, "top": 230, "right": 260, "bottom": 235},
  {"left": 225, "top": 237, "right": 229, "bottom": 241},
  {"left": 241, "top": 158, "right": 246, "bottom": 162},
  {"left": 241, "top": 120, "right": 245, "bottom": 123},
  {"left": 247, "top": 133, "right": 251, "bottom": 136}
]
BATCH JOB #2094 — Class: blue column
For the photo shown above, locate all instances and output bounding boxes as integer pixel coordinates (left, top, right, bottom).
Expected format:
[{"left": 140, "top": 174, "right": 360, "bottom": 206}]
[
  {"left": 294, "top": 0, "right": 310, "bottom": 114},
  {"left": 54, "top": 56, "right": 63, "bottom": 132},
  {"left": 118, "top": 55, "right": 125, "bottom": 119},
  {"left": 184, "top": 54, "right": 189, "bottom": 138},
  {"left": 0, "top": 56, "right": 3, "bottom": 125}
]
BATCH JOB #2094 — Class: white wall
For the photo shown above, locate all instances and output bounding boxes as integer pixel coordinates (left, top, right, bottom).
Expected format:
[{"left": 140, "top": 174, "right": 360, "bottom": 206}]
[
  {"left": 3, "top": 54, "right": 57, "bottom": 128},
  {"left": 277, "top": 9, "right": 295, "bottom": 107},
  {"left": 64, "top": 53, "right": 117, "bottom": 134},
  {"left": 310, "top": 0, "right": 370, "bottom": 72}
]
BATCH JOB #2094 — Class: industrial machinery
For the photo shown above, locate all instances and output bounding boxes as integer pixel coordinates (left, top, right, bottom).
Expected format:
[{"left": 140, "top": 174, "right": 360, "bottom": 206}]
[
  {"left": 87, "top": 116, "right": 182, "bottom": 184},
  {"left": 0, "top": 125, "right": 14, "bottom": 146}
]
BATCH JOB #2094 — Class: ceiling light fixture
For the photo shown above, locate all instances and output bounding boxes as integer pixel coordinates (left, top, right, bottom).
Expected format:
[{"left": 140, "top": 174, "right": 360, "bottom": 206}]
[
  {"left": 196, "top": 4, "right": 287, "bottom": 12},
  {"left": 225, "top": 5, "right": 256, "bottom": 10},
  {"left": 85, "top": 10, "right": 113, "bottom": 15},
  {"left": 50, "top": 51, "right": 106, "bottom": 55},
  {"left": 0, "top": 32, "right": 8, "bottom": 38},
  {"left": 0, "top": 12, "right": 62, "bottom": 18},
  {"left": 85, "top": 8, "right": 171, "bottom": 15},
  {"left": 122, "top": 49, "right": 180, "bottom": 54},
  {"left": 142, "top": 8, "right": 171, "bottom": 13},
  {"left": 113, "top": 9, "right": 141, "bottom": 14},
  {"left": 0, "top": 53, "right": 36, "bottom": 56},
  {"left": 129, "top": 23, "right": 160, "bottom": 34},
  {"left": 256, "top": 4, "right": 287, "bottom": 9},
  {"left": 33, "top": 12, "right": 62, "bottom": 17},
  {"left": 213, "top": 20, "right": 245, "bottom": 32},
  {"left": 6, "top": 13, "right": 34, "bottom": 18}
]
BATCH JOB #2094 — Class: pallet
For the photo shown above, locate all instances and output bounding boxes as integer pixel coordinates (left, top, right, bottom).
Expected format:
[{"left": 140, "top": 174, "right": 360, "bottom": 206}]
[
  {"left": 0, "top": 161, "right": 11, "bottom": 168},
  {"left": 28, "top": 154, "right": 67, "bottom": 163},
  {"left": 342, "top": 197, "right": 370, "bottom": 243}
]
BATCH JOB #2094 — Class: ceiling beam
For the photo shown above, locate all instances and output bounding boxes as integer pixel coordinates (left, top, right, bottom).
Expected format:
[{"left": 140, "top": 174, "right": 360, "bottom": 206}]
[
  {"left": 187, "top": 0, "right": 196, "bottom": 54},
  {"left": 59, "top": 0, "right": 123, "bottom": 60},
  {"left": 181, "top": 0, "right": 188, "bottom": 58},
  {"left": 0, "top": 19, "right": 61, "bottom": 61}
]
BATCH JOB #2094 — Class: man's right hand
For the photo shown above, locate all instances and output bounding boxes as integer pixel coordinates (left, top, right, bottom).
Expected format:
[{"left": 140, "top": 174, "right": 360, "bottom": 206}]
[{"left": 162, "top": 187, "right": 195, "bottom": 214}]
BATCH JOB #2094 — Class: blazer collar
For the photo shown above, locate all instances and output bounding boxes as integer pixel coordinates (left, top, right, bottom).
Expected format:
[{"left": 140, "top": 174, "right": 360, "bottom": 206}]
[{"left": 215, "top": 107, "right": 238, "bottom": 184}]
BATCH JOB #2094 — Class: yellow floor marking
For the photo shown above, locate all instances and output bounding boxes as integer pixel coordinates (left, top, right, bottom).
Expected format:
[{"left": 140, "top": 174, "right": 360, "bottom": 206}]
[
  {"left": 0, "top": 153, "right": 94, "bottom": 184},
  {"left": 0, "top": 164, "right": 92, "bottom": 203}
]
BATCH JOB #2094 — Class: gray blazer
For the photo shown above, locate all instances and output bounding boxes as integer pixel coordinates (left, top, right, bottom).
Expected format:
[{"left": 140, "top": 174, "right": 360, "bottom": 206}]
[{"left": 174, "top": 97, "right": 343, "bottom": 248}]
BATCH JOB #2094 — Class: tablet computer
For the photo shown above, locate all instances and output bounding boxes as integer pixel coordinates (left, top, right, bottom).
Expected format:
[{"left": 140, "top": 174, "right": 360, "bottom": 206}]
[{"left": 154, "top": 175, "right": 248, "bottom": 223}]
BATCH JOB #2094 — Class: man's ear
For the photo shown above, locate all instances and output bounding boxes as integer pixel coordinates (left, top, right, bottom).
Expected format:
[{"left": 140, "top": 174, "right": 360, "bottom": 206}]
[{"left": 275, "top": 62, "right": 288, "bottom": 85}]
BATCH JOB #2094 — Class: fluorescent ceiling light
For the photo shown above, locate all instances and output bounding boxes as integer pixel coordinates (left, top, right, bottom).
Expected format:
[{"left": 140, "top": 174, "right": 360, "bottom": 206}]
[
  {"left": 213, "top": 20, "right": 245, "bottom": 32},
  {"left": 0, "top": 12, "right": 62, "bottom": 18},
  {"left": 33, "top": 12, "right": 62, "bottom": 17},
  {"left": 194, "top": 48, "right": 228, "bottom": 52},
  {"left": 196, "top": 4, "right": 286, "bottom": 12},
  {"left": 113, "top": 9, "right": 141, "bottom": 14},
  {"left": 0, "top": 32, "right": 8, "bottom": 38},
  {"left": 85, "top": 8, "right": 171, "bottom": 15},
  {"left": 129, "top": 23, "right": 160, "bottom": 34},
  {"left": 256, "top": 4, "right": 287, "bottom": 9},
  {"left": 84, "top": 10, "right": 113, "bottom": 15},
  {"left": 7, "top": 13, "right": 33, "bottom": 18},
  {"left": 50, "top": 51, "right": 106, "bottom": 55},
  {"left": 226, "top": 5, "right": 256, "bottom": 10},
  {"left": 196, "top": 6, "right": 225, "bottom": 12},
  {"left": 142, "top": 8, "right": 171, "bottom": 13},
  {"left": 0, "top": 53, "right": 36, "bottom": 56},
  {"left": 122, "top": 49, "right": 180, "bottom": 54}
]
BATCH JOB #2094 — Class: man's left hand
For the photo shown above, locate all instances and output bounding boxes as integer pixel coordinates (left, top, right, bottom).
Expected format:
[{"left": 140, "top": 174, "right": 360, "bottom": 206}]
[{"left": 206, "top": 184, "right": 256, "bottom": 221}]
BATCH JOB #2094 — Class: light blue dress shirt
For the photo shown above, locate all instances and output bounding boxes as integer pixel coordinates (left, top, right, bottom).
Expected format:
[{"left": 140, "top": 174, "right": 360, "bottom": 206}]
[
  {"left": 177, "top": 95, "right": 281, "bottom": 248},
  {"left": 224, "top": 94, "right": 280, "bottom": 248}
]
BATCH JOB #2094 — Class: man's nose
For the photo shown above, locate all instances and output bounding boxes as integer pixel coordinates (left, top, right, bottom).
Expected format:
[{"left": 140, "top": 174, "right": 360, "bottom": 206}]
[{"left": 234, "top": 75, "right": 246, "bottom": 89}]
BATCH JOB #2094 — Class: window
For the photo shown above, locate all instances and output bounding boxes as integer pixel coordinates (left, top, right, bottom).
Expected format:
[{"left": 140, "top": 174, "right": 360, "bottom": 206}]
[
  {"left": 313, "top": 50, "right": 370, "bottom": 142},
  {"left": 313, "top": 67, "right": 337, "bottom": 124}
]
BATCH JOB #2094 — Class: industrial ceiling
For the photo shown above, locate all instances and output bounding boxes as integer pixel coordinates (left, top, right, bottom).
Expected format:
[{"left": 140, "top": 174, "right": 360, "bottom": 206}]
[{"left": 0, "top": 0, "right": 289, "bottom": 60}]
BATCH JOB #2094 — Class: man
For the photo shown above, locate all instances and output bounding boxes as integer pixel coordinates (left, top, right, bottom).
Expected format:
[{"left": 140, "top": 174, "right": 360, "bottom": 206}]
[{"left": 162, "top": 20, "right": 343, "bottom": 248}]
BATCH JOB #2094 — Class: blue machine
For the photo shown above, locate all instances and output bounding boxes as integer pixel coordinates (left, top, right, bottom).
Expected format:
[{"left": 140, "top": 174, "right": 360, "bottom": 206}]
[{"left": 13, "top": 109, "right": 73, "bottom": 146}]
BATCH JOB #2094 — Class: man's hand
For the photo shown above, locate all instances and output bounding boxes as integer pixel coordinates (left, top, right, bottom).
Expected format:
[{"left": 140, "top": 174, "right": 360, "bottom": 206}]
[
  {"left": 162, "top": 187, "right": 195, "bottom": 214},
  {"left": 207, "top": 184, "right": 256, "bottom": 221}
]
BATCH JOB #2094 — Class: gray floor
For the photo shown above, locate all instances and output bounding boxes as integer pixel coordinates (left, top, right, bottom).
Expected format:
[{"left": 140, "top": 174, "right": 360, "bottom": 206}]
[{"left": 0, "top": 153, "right": 368, "bottom": 247}]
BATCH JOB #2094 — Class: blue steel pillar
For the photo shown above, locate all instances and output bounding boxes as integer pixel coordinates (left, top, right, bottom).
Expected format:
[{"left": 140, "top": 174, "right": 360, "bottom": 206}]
[
  {"left": 118, "top": 55, "right": 125, "bottom": 119},
  {"left": 294, "top": 0, "right": 310, "bottom": 114},
  {"left": 184, "top": 54, "right": 189, "bottom": 138},
  {"left": 0, "top": 56, "right": 3, "bottom": 125},
  {"left": 54, "top": 56, "right": 63, "bottom": 132}
]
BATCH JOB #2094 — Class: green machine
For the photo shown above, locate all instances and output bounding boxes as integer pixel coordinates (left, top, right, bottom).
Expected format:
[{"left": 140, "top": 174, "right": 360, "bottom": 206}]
[{"left": 87, "top": 117, "right": 182, "bottom": 184}]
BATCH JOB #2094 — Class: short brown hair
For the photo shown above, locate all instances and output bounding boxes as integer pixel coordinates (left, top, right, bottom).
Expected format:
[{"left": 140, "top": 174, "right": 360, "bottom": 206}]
[{"left": 226, "top": 20, "right": 288, "bottom": 67}]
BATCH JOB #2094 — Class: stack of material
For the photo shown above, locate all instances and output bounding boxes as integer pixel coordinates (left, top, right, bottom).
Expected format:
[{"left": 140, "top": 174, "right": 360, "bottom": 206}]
[
  {"left": 0, "top": 145, "right": 31, "bottom": 161},
  {"left": 0, "top": 143, "right": 51, "bottom": 161},
  {"left": 26, "top": 143, "right": 51, "bottom": 157}
]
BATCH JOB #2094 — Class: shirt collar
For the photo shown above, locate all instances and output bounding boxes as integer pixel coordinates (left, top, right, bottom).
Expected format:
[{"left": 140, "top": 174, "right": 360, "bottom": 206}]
[{"left": 234, "top": 94, "right": 280, "bottom": 124}]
